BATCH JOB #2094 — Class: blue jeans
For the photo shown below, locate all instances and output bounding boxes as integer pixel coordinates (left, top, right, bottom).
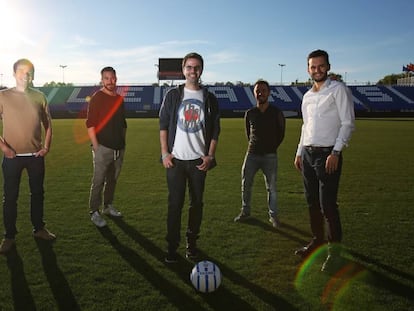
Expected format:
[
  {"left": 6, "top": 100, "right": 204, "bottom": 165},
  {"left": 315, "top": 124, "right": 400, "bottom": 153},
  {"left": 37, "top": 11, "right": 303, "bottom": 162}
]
[
  {"left": 89, "top": 145, "right": 125, "bottom": 212},
  {"left": 2, "top": 156, "right": 45, "bottom": 239},
  {"left": 241, "top": 153, "right": 278, "bottom": 218},
  {"left": 301, "top": 147, "right": 342, "bottom": 243},
  {"left": 166, "top": 158, "right": 206, "bottom": 252}
]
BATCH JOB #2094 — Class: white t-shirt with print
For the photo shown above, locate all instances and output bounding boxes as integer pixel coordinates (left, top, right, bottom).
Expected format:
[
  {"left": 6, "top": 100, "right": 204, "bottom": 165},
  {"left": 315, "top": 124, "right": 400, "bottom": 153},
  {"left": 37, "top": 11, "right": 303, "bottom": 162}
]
[{"left": 172, "top": 88, "right": 206, "bottom": 160}]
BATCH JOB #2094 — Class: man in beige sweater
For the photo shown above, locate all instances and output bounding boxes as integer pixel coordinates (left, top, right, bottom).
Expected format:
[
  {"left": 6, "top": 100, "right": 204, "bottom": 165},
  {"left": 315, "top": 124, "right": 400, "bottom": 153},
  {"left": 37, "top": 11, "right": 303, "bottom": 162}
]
[{"left": 0, "top": 58, "right": 56, "bottom": 255}]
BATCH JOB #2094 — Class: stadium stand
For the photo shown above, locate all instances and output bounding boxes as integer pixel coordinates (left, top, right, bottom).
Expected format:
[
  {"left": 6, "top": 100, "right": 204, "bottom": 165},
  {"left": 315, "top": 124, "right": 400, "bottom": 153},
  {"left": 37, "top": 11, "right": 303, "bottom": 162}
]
[{"left": 37, "top": 84, "right": 414, "bottom": 118}]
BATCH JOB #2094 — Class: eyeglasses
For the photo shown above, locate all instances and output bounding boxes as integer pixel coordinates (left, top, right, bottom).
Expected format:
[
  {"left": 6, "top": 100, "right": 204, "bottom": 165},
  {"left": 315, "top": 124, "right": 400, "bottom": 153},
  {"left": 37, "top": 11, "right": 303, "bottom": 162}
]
[{"left": 184, "top": 65, "right": 201, "bottom": 72}]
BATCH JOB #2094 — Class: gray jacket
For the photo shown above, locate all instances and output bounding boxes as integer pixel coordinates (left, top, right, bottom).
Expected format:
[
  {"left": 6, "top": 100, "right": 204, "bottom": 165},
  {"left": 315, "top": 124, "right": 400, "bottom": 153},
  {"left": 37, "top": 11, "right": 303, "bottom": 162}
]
[{"left": 159, "top": 84, "right": 220, "bottom": 166}]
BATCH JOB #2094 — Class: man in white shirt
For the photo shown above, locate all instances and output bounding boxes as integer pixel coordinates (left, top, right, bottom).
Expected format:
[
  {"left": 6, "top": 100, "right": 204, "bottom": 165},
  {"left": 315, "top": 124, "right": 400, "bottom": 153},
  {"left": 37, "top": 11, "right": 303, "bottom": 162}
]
[{"left": 294, "top": 49, "right": 355, "bottom": 273}]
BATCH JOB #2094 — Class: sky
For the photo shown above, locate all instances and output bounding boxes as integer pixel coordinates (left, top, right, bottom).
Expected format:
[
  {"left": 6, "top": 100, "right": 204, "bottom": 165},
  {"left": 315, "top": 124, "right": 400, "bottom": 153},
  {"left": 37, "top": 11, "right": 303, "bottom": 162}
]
[{"left": 0, "top": 0, "right": 413, "bottom": 87}]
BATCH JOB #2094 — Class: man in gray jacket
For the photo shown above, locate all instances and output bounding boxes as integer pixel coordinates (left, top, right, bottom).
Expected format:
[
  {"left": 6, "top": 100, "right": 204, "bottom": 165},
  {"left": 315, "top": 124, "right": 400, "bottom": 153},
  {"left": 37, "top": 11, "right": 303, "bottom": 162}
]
[{"left": 159, "top": 52, "right": 220, "bottom": 263}]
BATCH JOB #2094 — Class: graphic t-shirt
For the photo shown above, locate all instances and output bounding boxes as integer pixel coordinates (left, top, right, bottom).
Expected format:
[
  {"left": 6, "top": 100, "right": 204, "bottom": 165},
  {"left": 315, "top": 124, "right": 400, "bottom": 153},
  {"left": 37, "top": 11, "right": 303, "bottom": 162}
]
[{"left": 172, "top": 88, "right": 205, "bottom": 160}]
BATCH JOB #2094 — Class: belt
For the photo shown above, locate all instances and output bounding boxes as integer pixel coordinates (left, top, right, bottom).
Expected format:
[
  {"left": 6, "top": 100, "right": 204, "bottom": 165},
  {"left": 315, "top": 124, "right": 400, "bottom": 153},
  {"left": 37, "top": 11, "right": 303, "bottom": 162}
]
[
  {"left": 304, "top": 146, "right": 333, "bottom": 152},
  {"left": 16, "top": 153, "right": 37, "bottom": 157}
]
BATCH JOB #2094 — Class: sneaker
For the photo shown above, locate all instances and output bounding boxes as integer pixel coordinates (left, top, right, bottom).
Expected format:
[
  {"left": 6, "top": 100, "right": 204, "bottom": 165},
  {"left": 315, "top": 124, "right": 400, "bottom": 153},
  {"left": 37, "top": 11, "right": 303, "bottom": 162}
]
[
  {"left": 102, "top": 204, "right": 122, "bottom": 217},
  {"left": 33, "top": 228, "right": 56, "bottom": 241},
  {"left": 295, "top": 240, "right": 323, "bottom": 258},
  {"left": 165, "top": 252, "right": 178, "bottom": 264},
  {"left": 234, "top": 212, "right": 250, "bottom": 222},
  {"left": 91, "top": 211, "right": 107, "bottom": 227},
  {"left": 269, "top": 216, "right": 281, "bottom": 228},
  {"left": 0, "top": 238, "right": 15, "bottom": 255}
]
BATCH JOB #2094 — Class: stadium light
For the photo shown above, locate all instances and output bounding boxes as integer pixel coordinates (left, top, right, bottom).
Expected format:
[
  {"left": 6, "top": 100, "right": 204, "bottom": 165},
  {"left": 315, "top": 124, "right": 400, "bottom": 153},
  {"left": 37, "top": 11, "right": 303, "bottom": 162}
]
[
  {"left": 278, "top": 64, "right": 286, "bottom": 85},
  {"left": 59, "top": 65, "right": 67, "bottom": 84}
]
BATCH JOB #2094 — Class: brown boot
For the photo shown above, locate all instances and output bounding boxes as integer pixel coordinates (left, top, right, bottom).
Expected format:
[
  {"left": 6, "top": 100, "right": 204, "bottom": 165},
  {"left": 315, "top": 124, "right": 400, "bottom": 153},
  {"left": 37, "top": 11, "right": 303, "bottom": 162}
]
[
  {"left": 33, "top": 228, "right": 56, "bottom": 241},
  {"left": 0, "top": 238, "right": 16, "bottom": 255}
]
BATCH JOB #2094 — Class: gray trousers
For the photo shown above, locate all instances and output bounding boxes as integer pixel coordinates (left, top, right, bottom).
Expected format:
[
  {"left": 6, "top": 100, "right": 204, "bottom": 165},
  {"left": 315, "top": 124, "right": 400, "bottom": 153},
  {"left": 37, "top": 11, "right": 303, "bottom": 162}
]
[{"left": 89, "top": 145, "right": 125, "bottom": 213}]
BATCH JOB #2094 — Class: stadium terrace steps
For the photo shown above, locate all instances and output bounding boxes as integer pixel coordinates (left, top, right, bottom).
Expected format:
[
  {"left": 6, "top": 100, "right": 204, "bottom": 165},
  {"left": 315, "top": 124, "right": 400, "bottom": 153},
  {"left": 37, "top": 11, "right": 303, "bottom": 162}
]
[{"left": 34, "top": 84, "right": 414, "bottom": 117}]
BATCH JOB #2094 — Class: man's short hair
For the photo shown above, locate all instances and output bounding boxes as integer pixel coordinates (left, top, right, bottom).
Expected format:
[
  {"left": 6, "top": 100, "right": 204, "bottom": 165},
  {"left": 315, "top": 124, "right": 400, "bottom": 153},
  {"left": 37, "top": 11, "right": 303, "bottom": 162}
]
[
  {"left": 307, "top": 49, "right": 330, "bottom": 66},
  {"left": 182, "top": 52, "right": 204, "bottom": 70},
  {"left": 101, "top": 66, "right": 116, "bottom": 75},
  {"left": 254, "top": 79, "right": 270, "bottom": 91}
]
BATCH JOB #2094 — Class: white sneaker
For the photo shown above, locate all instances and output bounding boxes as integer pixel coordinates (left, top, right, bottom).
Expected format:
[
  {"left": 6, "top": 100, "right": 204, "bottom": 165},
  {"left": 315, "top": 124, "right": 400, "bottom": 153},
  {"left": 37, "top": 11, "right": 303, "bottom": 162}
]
[
  {"left": 91, "top": 211, "right": 107, "bottom": 227},
  {"left": 102, "top": 204, "right": 122, "bottom": 217}
]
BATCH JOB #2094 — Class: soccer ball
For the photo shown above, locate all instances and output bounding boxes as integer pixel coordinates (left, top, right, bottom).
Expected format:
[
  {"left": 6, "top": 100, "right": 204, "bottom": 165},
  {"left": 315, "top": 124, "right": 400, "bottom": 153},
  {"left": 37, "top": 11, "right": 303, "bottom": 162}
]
[{"left": 190, "top": 260, "right": 222, "bottom": 293}]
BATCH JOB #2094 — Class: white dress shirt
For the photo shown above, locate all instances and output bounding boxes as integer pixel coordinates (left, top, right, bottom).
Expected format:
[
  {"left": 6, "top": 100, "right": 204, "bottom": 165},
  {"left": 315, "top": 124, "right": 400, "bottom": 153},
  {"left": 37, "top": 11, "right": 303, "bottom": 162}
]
[{"left": 296, "top": 78, "right": 355, "bottom": 156}]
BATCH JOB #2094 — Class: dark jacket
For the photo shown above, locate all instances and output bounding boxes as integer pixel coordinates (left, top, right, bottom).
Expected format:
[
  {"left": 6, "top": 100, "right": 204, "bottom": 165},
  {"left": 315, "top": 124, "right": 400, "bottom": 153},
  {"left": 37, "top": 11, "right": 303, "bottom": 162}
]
[{"left": 159, "top": 84, "right": 220, "bottom": 165}]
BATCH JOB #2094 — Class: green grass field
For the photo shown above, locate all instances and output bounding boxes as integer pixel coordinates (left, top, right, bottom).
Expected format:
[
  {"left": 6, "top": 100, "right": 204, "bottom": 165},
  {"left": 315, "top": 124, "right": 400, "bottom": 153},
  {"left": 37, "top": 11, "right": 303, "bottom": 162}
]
[{"left": 0, "top": 118, "right": 413, "bottom": 311}]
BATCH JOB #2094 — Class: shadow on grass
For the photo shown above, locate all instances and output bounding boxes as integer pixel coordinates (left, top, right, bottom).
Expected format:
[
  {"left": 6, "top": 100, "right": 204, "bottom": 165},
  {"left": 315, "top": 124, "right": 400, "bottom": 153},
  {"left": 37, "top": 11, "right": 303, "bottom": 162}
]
[
  {"left": 197, "top": 249, "right": 300, "bottom": 311},
  {"left": 112, "top": 218, "right": 299, "bottom": 310},
  {"left": 6, "top": 248, "right": 37, "bottom": 311},
  {"left": 344, "top": 249, "right": 414, "bottom": 303},
  {"left": 279, "top": 221, "right": 313, "bottom": 238},
  {"left": 235, "top": 217, "right": 312, "bottom": 246},
  {"left": 35, "top": 239, "right": 81, "bottom": 311},
  {"left": 97, "top": 225, "right": 209, "bottom": 310},
  {"left": 296, "top": 247, "right": 414, "bottom": 308}
]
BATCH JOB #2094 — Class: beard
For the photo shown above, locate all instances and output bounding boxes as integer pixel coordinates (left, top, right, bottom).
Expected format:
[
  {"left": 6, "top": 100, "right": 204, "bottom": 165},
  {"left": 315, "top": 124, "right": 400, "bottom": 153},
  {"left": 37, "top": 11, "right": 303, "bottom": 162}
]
[
  {"left": 312, "top": 72, "right": 328, "bottom": 83},
  {"left": 186, "top": 75, "right": 200, "bottom": 85},
  {"left": 103, "top": 84, "right": 116, "bottom": 92},
  {"left": 256, "top": 94, "right": 268, "bottom": 105}
]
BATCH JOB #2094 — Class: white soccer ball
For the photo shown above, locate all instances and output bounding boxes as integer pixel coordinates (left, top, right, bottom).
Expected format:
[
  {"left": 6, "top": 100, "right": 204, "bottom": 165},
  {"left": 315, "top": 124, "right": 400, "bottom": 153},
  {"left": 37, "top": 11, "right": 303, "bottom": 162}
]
[{"left": 190, "top": 260, "right": 222, "bottom": 293}]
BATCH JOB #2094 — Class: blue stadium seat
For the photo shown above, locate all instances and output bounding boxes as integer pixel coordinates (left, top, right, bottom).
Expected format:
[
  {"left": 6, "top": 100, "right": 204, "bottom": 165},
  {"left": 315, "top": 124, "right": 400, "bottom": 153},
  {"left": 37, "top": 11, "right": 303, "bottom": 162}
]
[{"left": 37, "top": 84, "right": 414, "bottom": 116}]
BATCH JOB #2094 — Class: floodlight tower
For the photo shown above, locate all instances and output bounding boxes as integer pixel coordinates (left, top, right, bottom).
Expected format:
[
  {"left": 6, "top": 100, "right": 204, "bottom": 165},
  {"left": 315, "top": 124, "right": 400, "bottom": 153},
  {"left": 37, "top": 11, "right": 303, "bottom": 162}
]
[
  {"left": 278, "top": 64, "right": 286, "bottom": 85},
  {"left": 59, "top": 65, "right": 67, "bottom": 83}
]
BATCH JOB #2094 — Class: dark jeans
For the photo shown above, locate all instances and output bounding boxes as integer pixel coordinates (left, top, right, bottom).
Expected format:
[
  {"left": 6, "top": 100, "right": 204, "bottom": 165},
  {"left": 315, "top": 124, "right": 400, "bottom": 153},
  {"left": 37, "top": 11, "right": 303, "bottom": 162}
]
[
  {"left": 301, "top": 147, "right": 343, "bottom": 244},
  {"left": 2, "top": 156, "right": 45, "bottom": 239},
  {"left": 166, "top": 158, "right": 206, "bottom": 252}
]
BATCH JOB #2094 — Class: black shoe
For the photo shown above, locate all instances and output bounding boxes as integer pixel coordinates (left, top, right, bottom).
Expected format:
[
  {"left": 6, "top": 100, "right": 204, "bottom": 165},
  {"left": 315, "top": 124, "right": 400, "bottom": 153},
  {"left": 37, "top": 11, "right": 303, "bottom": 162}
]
[
  {"left": 295, "top": 240, "right": 323, "bottom": 258},
  {"left": 234, "top": 212, "right": 250, "bottom": 222},
  {"left": 164, "top": 252, "right": 178, "bottom": 264}
]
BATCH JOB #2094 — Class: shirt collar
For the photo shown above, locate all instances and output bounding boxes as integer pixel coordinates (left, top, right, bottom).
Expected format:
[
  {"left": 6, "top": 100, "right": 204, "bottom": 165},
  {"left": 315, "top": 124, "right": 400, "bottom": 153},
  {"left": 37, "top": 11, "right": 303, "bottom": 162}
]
[{"left": 312, "top": 77, "right": 331, "bottom": 92}]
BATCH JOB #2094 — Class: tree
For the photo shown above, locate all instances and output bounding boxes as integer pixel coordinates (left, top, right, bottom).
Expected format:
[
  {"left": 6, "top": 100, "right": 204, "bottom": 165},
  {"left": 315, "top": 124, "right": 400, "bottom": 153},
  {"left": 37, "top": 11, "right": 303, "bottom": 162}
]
[
  {"left": 42, "top": 81, "right": 73, "bottom": 87},
  {"left": 377, "top": 73, "right": 412, "bottom": 85},
  {"left": 328, "top": 72, "right": 343, "bottom": 82}
]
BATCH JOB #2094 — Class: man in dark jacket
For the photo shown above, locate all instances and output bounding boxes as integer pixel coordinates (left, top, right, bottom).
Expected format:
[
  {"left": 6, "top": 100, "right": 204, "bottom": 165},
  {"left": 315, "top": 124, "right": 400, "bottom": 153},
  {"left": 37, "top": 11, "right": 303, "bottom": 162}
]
[{"left": 159, "top": 52, "right": 220, "bottom": 263}]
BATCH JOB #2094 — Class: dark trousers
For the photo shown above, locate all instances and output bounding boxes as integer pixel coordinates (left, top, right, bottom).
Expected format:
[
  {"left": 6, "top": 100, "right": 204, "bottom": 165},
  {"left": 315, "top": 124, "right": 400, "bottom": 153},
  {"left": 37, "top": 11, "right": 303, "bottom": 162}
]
[
  {"left": 166, "top": 158, "right": 206, "bottom": 252},
  {"left": 2, "top": 156, "right": 45, "bottom": 239},
  {"left": 301, "top": 148, "right": 343, "bottom": 244}
]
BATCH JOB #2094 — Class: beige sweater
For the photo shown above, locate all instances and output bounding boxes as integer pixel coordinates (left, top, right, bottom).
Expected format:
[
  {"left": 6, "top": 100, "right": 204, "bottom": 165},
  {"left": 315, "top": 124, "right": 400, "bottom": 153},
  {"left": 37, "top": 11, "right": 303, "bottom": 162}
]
[{"left": 0, "top": 87, "right": 51, "bottom": 154}]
